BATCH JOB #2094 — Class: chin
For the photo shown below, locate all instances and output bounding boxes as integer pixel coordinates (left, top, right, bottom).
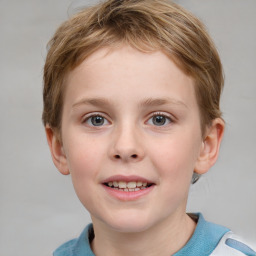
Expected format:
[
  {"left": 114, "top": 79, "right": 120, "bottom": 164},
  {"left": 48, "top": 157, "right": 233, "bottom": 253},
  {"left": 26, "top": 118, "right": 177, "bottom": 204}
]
[
  {"left": 111, "top": 222, "right": 150, "bottom": 233},
  {"left": 104, "top": 213, "right": 155, "bottom": 233}
]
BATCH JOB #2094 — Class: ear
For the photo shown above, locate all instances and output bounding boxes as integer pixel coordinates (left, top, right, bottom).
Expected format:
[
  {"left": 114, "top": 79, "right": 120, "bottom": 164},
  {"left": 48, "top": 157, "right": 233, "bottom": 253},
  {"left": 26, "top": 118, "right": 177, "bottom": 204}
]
[
  {"left": 45, "top": 125, "right": 70, "bottom": 175},
  {"left": 194, "top": 118, "right": 225, "bottom": 174}
]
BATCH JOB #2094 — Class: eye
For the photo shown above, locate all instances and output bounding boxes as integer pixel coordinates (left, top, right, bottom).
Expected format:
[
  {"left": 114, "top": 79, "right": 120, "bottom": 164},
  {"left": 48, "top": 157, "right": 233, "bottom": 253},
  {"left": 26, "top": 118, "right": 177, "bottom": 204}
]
[
  {"left": 147, "top": 113, "right": 172, "bottom": 126},
  {"left": 84, "top": 114, "right": 109, "bottom": 127}
]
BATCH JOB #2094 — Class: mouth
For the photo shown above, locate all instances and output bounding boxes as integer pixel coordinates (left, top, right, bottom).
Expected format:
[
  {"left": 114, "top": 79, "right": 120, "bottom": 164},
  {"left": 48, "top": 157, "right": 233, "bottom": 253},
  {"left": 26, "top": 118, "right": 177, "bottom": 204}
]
[
  {"left": 103, "top": 181, "right": 154, "bottom": 192},
  {"left": 101, "top": 175, "right": 155, "bottom": 200}
]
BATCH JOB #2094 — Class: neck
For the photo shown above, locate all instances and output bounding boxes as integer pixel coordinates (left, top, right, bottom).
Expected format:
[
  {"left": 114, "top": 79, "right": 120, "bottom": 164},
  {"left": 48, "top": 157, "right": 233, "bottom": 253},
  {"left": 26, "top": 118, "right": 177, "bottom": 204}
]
[{"left": 91, "top": 212, "right": 196, "bottom": 256}]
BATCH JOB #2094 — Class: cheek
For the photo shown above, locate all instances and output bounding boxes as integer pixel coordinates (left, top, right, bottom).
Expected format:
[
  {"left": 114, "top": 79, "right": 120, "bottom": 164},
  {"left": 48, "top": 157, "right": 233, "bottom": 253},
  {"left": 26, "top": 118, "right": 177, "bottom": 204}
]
[
  {"left": 149, "top": 133, "right": 201, "bottom": 181},
  {"left": 64, "top": 138, "right": 107, "bottom": 209},
  {"left": 64, "top": 136, "right": 106, "bottom": 189},
  {"left": 65, "top": 134, "right": 102, "bottom": 169}
]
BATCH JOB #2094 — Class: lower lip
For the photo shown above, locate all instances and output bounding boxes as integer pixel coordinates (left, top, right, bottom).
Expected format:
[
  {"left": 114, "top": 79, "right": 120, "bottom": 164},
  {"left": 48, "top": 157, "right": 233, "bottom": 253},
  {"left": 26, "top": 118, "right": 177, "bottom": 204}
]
[{"left": 102, "top": 185, "right": 155, "bottom": 201}]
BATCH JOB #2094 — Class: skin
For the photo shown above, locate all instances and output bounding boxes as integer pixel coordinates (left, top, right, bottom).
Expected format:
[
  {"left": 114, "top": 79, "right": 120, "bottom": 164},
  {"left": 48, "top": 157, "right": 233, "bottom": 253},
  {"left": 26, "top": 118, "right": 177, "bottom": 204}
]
[{"left": 46, "top": 45, "right": 224, "bottom": 256}]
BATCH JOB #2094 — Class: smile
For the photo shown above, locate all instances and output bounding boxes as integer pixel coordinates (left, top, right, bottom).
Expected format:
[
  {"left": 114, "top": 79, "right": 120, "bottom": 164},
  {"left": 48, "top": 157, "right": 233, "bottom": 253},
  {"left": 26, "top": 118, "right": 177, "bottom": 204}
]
[
  {"left": 104, "top": 181, "right": 153, "bottom": 192},
  {"left": 102, "top": 175, "right": 155, "bottom": 200}
]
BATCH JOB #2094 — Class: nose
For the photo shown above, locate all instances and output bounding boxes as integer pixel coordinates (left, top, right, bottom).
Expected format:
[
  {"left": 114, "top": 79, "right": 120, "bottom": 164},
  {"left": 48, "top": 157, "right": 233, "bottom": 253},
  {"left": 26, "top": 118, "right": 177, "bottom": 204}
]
[{"left": 109, "top": 124, "right": 145, "bottom": 162}]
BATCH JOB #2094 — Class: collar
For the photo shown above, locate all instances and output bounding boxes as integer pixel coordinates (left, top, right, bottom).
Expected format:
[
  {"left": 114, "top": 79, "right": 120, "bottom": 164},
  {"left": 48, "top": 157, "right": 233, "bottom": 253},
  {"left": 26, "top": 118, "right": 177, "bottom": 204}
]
[
  {"left": 54, "top": 213, "right": 229, "bottom": 256},
  {"left": 174, "top": 213, "right": 229, "bottom": 256}
]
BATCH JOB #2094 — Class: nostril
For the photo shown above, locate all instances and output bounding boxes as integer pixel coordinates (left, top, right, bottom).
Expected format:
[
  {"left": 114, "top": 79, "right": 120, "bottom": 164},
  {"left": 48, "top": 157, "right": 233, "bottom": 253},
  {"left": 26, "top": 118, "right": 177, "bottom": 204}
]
[{"left": 113, "top": 154, "right": 138, "bottom": 160}]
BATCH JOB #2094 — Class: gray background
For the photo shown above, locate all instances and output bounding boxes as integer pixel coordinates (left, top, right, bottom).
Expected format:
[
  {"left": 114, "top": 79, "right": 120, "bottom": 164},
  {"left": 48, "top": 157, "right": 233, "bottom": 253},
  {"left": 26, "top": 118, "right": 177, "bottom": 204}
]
[{"left": 0, "top": 0, "right": 255, "bottom": 255}]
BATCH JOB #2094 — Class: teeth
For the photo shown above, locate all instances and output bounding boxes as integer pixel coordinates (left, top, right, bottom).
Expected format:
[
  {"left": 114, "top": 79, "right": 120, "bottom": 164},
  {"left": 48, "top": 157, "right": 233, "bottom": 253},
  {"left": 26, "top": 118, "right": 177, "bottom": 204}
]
[
  {"left": 136, "top": 181, "right": 142, "bottom": 187},
  {"left": 113, "top": 181, "right": 119, "bottom": 187},
  {"left": 118, "top": 181, "right": 126, "bottom": 189},
  {"left": 127, "top": 181, "right": 136, "bottom": 189},
  {"left": 107, "top": 181, "right": 149, "bottom": 189}
]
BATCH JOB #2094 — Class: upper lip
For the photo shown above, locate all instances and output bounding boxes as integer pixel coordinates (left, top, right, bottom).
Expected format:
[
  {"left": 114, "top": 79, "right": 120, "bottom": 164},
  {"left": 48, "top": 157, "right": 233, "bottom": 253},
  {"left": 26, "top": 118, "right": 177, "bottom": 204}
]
[{"left": 102, "top": 175, "right": 154, "bottom": 184}]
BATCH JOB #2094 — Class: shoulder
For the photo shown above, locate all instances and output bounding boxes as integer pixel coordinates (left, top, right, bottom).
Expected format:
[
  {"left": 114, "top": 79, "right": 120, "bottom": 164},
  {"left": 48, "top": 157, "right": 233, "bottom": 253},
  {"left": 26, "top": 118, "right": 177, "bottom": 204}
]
[
  {"left": 53, "top": 238, "right": 78, "bottom": 256},
  {"left": 53, "top": 224, "right": 95, "bottom": 256},
  {"left": 174, "top": 213, "right": 229, "bottom": 255},
  {"left": 211, "top": 231, "right": 256, "bottom": 256},
  {"left": 175, "top": 213, "right": 256, "bottom": 256}
]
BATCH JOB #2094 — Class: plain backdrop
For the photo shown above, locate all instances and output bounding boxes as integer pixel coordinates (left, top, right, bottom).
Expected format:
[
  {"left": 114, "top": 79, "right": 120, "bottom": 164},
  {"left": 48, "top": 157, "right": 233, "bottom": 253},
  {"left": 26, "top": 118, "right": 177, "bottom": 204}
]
[{"left": 0, "top": 0, "right": 255, "bottom": 255}]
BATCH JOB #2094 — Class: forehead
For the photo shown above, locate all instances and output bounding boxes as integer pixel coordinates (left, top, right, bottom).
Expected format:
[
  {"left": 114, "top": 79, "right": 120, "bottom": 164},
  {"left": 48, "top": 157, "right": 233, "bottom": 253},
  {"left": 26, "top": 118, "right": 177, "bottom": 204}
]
[{"left": 64, "top": 45, "right": 197, "bottom": 110}]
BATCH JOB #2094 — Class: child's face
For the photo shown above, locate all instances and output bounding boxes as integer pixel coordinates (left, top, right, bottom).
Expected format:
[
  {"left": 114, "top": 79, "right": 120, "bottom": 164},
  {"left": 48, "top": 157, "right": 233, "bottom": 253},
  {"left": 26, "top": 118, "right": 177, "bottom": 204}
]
[{"left": 58, "top": 45, "right": 205, "bottom": 232}]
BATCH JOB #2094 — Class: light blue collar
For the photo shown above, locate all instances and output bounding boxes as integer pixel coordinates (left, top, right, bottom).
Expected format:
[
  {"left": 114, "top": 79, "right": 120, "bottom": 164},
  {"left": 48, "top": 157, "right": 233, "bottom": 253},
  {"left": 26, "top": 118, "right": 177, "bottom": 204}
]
[
  {"left": 54, "top": 213, "right": 229, "bottom": 256},
  {"left": 174, "top": 213, "right": 229, "bottom": 256}
]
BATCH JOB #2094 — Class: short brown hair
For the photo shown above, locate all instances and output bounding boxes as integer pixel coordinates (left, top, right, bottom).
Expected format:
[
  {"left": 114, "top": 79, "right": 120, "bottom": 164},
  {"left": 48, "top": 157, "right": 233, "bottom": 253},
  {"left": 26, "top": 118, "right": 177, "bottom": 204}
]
[{"left": 42, "top": 0, "right": 224, "bottom": 136}]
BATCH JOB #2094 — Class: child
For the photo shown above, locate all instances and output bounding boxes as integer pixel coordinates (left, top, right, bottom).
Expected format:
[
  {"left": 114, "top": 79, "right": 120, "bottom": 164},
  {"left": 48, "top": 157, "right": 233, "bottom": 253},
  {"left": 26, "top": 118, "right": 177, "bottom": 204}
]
[{"left": 42, "top": 0, "right": 256, "bottom": 255}]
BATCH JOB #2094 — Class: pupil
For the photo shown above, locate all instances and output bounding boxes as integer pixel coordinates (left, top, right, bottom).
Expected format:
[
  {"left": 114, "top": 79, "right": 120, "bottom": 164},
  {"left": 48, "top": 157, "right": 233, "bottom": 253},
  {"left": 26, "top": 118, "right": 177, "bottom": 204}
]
[
  {"left": 153, "top": 115, "right": 166, "bottom": 126},
  {"left": 92, "top": 116, "right": 104, "bottom": 126}
]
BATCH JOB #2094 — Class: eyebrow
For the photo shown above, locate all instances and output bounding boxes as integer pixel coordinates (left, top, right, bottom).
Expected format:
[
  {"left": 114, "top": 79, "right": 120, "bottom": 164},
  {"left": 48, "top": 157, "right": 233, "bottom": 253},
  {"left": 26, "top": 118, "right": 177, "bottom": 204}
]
[
  {"left": 72, "top": 98, "right": 112, "bottom": 108},
  {"left": 139, "top": 97, "right": 188, "bottom": 109},
  {"left": 72, "top": 97, "right": 188, "bottom": 109}
]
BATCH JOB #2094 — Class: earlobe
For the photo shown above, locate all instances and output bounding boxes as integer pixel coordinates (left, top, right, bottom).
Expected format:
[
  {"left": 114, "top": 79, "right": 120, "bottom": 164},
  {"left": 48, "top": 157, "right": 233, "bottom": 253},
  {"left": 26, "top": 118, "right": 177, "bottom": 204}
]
[
  {"left": 45, "top": 126, "right": 70, "bottom": 175},
  {"left": 194, "top": 118, "right": 225, "bottom": 174}
]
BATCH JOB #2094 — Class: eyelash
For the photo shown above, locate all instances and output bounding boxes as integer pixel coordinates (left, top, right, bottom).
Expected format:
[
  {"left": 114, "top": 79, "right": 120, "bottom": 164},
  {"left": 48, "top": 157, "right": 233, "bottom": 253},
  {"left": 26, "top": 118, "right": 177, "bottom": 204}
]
[
  {"left": 82, "top": 113, "right": 110, "bottom": 127},
  {"left": 147, "top": 112, "right": 173, "bottom": 126},
  {"left": 82, "top": 112, "right": 173, "bottom": 127}
]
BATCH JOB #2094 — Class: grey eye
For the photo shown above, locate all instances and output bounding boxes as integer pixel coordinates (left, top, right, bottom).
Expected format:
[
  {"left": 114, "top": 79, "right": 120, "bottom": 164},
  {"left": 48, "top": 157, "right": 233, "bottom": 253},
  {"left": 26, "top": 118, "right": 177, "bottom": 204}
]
[
  {"left": 152, "top": 115, "right": 167, "bottom": 126},
  {"left": 83, "top": 113, "right": 110, "bottom": 127},
  {"left": 90, "top": 116, "right": 106, "bottom": 126}
]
